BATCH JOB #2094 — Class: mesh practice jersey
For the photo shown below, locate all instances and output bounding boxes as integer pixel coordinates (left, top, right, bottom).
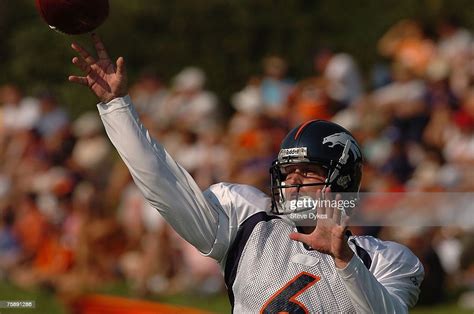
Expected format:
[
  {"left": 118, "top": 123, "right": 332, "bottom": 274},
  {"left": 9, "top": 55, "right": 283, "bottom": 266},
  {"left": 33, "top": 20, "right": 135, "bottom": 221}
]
[{"left": 98, "top": 96, "right": 424, "bottom": 313}]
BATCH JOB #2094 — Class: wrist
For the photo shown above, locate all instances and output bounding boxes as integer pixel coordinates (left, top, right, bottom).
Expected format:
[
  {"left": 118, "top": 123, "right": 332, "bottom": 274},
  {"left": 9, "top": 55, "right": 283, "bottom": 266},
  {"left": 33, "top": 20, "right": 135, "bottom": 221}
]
[
  {"left": 102, "top": 93, "right": 126, "bottom": 104},
  {"left": 334, "top": 247, "right": 354, "bottom": 269}
]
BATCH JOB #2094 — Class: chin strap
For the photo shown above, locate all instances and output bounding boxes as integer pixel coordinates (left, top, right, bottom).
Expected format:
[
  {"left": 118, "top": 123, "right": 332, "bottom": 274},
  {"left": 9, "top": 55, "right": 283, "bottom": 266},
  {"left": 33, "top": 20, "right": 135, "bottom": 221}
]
[{"left": 326, "top": 139, "right": 351, "bottom": 186}]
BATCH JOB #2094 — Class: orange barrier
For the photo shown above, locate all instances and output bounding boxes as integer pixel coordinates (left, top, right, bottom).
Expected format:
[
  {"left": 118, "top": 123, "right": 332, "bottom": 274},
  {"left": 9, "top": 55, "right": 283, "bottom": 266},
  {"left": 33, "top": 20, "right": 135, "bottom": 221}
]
[{"left": 71, "top": 294, "right": 213, "bottom": 314}]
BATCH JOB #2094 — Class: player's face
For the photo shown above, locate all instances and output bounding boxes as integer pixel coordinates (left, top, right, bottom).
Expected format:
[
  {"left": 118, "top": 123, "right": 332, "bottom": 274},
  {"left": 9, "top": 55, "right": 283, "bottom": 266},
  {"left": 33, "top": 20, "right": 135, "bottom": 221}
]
[{"left": 281, "top": 163, "right": 328, "bottom": 194}]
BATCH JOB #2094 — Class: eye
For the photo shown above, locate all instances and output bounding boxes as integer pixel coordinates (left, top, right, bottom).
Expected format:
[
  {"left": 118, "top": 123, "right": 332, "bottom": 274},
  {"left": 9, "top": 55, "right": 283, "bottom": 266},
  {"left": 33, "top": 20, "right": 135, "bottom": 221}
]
[
  {"left": 279, "top": 164, "right": 327, "bottom": 180},
  {"left": 305, "top": 167, "right": 328, "bottom": 178},
  {"left": 304, "top": 172, "right": 325, "bottom": 180},
  {"left": 280, "top": 165, "right": 297, "bottom": 176}
]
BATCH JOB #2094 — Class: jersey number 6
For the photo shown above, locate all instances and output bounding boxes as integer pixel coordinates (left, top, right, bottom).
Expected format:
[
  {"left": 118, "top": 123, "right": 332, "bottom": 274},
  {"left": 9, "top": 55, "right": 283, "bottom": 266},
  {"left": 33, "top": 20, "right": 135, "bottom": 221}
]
[{"left": 260, "top": 272, "right": 320, "bottom": 314}]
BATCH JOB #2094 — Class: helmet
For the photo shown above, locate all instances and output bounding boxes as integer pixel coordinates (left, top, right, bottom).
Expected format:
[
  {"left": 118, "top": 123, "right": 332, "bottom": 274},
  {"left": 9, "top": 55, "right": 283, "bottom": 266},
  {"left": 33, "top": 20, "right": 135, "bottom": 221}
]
[{"left": 270, "top": 120, "right": 362, "bottom": 215}]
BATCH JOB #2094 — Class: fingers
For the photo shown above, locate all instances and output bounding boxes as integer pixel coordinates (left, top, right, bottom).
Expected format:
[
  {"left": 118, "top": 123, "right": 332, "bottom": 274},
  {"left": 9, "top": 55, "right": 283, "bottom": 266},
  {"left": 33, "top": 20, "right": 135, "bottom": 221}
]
[
  {"left": 326, "top": 191, "right": 335, "bottom": 220},
  {"left": 69, "top": 52, "right": 91, "bottom": 87},
  {"left": 92, "top": 33, "right": 110, "bottom": 60},
  {"left": 315, "top": 189, "right": 325, "bottom": 218},
  {"left": 72, "top": 56, "right": 91, "bottom": 74},
  {"left": 319, "top": 188, "right": 345, "bottom": 226},
  {"left": 321, "top": 186, "right": 333, "bottom": 219},
  {"left": 289, "top": 232, "right": 310, "bottom": 246},
  {"left": 333, "top": 199, "right": 342, "bottom": 225},
  {"left": 116, "top": 56, "right": 126, "bottom": 76},
  {"left": 341, "top": 215, "right": 350, "bottom": 229},
  {"left": 332, "top": 216, "right": 350, "bottom": 242},
  {"left": 71, "top": 56, "right": 103, "bottom": 85},
  {"left": 71, "top": 42, "right": 96, "bottom": 65},
  {"left": 322, "top": 185, "right": 331, "bottom": 198},
  {"left": 68, "top": 75, "right": 89, "bottom": 86}
]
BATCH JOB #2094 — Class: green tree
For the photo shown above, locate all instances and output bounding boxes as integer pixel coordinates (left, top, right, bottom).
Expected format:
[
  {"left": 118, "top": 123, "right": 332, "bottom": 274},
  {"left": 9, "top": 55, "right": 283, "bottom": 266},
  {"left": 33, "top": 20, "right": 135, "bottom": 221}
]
[{"left": 1, "top": 0, "right": 473, "bottom": 117}]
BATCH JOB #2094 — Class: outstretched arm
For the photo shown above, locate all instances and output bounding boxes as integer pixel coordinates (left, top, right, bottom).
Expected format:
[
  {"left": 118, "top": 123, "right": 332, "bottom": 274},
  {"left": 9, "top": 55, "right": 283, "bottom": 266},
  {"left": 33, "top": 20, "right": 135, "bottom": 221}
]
[{"left": 68, "top": 35, "right": 225, "bottom": 259}]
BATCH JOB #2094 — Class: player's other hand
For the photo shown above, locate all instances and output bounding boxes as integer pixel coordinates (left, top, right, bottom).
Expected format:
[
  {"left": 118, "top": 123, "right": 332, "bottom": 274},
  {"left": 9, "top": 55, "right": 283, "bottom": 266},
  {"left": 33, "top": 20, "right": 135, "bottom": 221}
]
[
  {"left": 69, "top": 33, "right": 127, "bottom": 104},
  {"left": 289, "top": 187, "right": 354, "bottom": 268}
]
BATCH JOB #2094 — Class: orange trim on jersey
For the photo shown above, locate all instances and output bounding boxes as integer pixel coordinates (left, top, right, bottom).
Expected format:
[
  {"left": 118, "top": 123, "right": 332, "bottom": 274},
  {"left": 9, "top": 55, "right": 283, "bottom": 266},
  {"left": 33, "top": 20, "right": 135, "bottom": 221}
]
[
  {"left": 294, "top": 120, "right": 318, "bottom": 140},
  {"left": 260, "top": 271, "right": 320, "bottom": 314}
]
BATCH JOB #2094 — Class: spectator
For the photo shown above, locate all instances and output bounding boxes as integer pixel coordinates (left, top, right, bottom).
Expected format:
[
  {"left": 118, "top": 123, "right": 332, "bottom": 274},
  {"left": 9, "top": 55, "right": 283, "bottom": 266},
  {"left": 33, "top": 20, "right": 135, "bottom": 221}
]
[
  {"left": 260, "top": 55, "right": 294, "bottom": 116},
  {"left": 158, "top": 66, "right": 219, "bottom": 133},
  {"left": 129, "top": 68, "right": 168, "bottom": 116},
  {"left": 378, "top": 19, "right": 435, "bottom": 76},
  {"left": 314, "top": 48, "right": 363, "bottom": 108},
  {"left": 35, "top": 90, "right": 69, "bottom": 138},
  {"left": 1, "top": 84, "right": 40, "bottom": 134}
]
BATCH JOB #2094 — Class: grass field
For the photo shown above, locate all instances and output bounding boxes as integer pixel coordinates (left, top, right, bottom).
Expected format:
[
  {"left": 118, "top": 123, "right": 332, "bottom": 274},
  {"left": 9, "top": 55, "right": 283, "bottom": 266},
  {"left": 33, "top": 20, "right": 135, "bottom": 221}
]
[{"left": 0, "top": 280, "right": 471, "bottom": 314}]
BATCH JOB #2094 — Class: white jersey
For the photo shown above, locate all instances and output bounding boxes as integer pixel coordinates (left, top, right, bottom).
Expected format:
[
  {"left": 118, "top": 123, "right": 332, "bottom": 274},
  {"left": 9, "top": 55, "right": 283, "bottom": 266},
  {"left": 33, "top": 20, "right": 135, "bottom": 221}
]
[{"left": 98, "top": 96, "right": 424, "bottom": 313}]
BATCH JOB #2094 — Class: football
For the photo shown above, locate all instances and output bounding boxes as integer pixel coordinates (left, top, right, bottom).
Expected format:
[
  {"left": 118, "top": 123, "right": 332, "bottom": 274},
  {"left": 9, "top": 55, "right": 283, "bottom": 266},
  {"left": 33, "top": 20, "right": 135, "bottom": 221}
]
[{"left": 35, "top": 0, "right": 109, "bottom": 35}]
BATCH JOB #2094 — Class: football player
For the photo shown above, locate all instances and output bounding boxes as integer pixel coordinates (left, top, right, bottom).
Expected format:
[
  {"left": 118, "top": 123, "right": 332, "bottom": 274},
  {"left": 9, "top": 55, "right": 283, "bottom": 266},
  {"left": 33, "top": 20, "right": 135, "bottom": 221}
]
[{"left": 69, "top": 34, "right": 424, "bottom": 313}]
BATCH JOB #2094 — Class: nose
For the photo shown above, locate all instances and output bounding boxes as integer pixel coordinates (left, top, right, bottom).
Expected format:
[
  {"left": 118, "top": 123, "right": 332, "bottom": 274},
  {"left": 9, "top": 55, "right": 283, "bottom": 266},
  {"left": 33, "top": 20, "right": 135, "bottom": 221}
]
[
  {"left": 284, "top": 171, "right": 303, "bottom": 195},
  {"left": 285, "top": 170, "right": 304, "bottom": 185}
]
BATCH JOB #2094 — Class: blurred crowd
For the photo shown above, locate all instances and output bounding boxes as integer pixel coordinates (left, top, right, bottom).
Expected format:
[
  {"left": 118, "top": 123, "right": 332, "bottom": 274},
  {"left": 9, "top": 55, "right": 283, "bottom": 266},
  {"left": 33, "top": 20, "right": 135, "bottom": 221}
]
[{"left": 0, "top": 17, "right": 473, "bottom": 307}]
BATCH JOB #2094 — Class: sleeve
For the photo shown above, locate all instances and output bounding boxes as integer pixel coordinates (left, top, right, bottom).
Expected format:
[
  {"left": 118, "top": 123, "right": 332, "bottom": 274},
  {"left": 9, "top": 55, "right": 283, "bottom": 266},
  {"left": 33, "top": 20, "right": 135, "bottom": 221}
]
[
  {"left": 97, "top": 96, "right": 222, "bottom": 257},
  {"left": 336, "top": 237, "right": 424, "bottom": 314},
  {"left": 202, "top": 182, "right": 272, "bottom": 263}
]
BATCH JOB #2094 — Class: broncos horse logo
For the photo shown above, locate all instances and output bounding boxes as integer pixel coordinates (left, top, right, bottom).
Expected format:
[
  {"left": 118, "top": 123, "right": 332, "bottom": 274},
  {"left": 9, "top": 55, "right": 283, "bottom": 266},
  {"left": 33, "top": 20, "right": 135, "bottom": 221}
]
[{"left": 323, "top": 132, "right": 361, "bottom": 159}]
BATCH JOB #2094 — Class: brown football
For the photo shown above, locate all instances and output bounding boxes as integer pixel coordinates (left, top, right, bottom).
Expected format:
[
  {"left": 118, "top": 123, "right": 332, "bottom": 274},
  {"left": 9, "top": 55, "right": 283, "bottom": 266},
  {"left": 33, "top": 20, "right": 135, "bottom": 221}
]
[{"left": 35, "top": 0, "right": 109, "bottom": 35}]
